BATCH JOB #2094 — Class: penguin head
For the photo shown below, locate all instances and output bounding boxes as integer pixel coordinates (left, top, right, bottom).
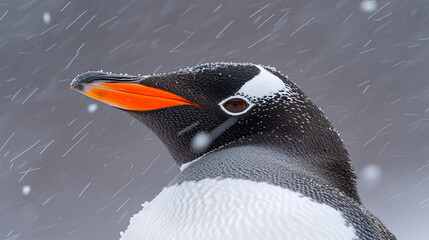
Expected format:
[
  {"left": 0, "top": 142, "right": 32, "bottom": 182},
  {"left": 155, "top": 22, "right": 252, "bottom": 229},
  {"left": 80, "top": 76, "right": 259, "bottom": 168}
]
[{"left": 71, "top": 63, "right": 357, "bottom": 199}]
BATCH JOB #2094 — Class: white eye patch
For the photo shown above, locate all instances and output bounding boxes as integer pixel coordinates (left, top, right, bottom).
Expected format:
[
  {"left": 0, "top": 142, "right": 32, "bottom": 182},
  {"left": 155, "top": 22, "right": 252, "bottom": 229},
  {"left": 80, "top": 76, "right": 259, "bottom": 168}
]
[{"left": 237, "top": 65, "right": 291, "bottom": 100}]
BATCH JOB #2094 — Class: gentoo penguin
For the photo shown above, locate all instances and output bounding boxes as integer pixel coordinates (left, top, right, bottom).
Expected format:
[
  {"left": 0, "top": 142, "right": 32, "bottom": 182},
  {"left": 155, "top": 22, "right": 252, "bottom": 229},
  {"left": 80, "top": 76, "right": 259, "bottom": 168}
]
[{"left": 71, "top": 63, "right": 396, "bottom": 240}]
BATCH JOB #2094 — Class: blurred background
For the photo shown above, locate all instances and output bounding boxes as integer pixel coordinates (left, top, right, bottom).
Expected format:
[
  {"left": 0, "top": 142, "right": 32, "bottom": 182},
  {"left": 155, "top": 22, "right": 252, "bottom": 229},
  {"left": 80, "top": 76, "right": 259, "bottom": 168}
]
[{"left": 1, "top": 0, "right": 428, "bottom": 239}]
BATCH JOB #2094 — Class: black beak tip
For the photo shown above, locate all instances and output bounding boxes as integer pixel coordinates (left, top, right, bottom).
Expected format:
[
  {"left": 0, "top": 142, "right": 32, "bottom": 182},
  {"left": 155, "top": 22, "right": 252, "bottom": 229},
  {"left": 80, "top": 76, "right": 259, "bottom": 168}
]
[
  {"left": 70, "top": 71, "right": 105, "bottom": 89},
  {"left": 70, "top": 71, "right": 141, "bottom": 89}
]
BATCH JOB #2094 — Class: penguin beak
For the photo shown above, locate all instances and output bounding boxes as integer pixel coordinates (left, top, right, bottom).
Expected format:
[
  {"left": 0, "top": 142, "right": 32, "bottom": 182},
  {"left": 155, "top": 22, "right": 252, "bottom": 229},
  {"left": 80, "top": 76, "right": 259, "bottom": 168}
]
[{"left": 71, "top": 72, "right": 201, "bottom": 111}]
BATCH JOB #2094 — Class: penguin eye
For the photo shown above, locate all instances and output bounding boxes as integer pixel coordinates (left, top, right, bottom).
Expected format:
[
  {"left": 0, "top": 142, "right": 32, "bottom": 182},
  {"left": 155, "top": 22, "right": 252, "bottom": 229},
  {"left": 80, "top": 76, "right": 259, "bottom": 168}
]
[
  {"left": 223, "top": 99, "right": 249, "bottom": 113},
  {"left": 219, "top": 96, "right": 253, "bottom": 115}
]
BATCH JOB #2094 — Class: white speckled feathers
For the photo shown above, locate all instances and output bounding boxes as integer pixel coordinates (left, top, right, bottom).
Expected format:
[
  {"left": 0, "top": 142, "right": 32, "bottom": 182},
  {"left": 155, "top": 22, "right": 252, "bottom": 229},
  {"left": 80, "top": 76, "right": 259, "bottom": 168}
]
[{"left": 120, "top": 178, "right": 356, "bottom": 240}]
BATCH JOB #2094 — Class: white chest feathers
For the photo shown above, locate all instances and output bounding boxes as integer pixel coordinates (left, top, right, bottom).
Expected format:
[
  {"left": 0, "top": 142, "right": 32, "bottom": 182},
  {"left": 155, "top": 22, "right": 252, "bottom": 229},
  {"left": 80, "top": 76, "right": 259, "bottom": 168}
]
[{"left": 120, "top": 178, "right": 357, "bottom": 240}]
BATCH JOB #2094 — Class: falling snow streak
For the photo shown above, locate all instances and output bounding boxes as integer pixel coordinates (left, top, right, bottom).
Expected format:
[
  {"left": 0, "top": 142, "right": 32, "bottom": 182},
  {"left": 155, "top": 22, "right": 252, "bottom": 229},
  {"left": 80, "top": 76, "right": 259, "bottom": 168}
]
[
  {"left": 9, "top": 139, "right": 41, "bottom": 162},
  {"left": 78, "top": 181, "right": 91, "bottom": 197},
  {"left": 342, "top": 12, "right": 354, "bottom": 25},
  {"left": 109, "top": 40, "right": 130, "bottom": 54},
  {"left": 111, "top": 178, "right": 135, "bottom": 199},
  {"left": 297, "top": 49, "right": 311, "bottom": 54},
  {"left": 359, "top": 48, "right": 375, "bottom": 55},
  {"left": 388, "top": 192, "right": 405, "bottom": 202},
  {"left": 80, "top": 14, "right": 97, "bottom": 31},
  {"left": 390, "top": 98, "right": 402, "bottom": 104},
  {"left": 5, "top": 231, "right": 15, "bottom": 238},
  {"left": 210, "top": 117, "right": 237, "bottom": 140},
  {"left": 0, "top": 10, "right": 8, "bottom": 22},
  {"left": 368, "top": 2, "right": 391, "bottom": 20},
  {"left": 45, "top": 224, "right": 57, "bottom": 229},
  {"left": 117, "top": 210, "right": 129, "bottom": 224},
  {"left": 0, "top": 132, "right": 15, "bottom": 152},
  {"left": 184, "top": 30, "right": 196, "bottom": 40},
  {"left": 19, "top": 167, "right": 43, "bottom": 182},
  {"left": 197, "top": 57, "right": 206, "bottom": 65},
  {"left": 415, "top": 176, "right": 429, "bottom": 187},
  {"left": 68, "top": 228, "right": 79, "bottom": 235},
  {"left": 248, "top": 33, "right": 271, "bottom": 48},
  {"left": 177, "top": 121, "right": 200, "bottom": 136},
  {"left": 72, "top": 120, "right": 93, "bottom": 140},
  {"left": 216, "top": 20, "right": 234, "bottom": 39},
  {"left": 392, "top": 60, "right": 406, "bottom": 68},
  {"left": 116, "top": 198, "right": 130, "bottom": 212},
  {"left": 364, "top": 40, "right": 372, "bottom": 48},
  {"left": 166, "top": 163, "right": 177, "bottom": 173},
  {"left": 290, "top": 17, "right": 315, "bottom": 37},
  {"left": 21, "top": 88, "right": 38, "bottom": 104},
  {"left": 416, "top": 163, "right": 429, "bottom": 172},
  {"left": 76, "top": 43, "right": 85, "bottom": 53},
  {"left": 96, "top": 197, "right": 121, "bottom": 213},
  {"left": 68, "top": 119, "right": 77, "bottom": 126},
  {"left": 213, "top": 4, "right": 222, "bottom": 13},
  {"left": 25, "top": 34, "right": 34, "bottom": 40},
  {"left": 373, "top": 19, "right": 393, "bottom": 34},
  {"left": 152, "top": 24, "right": 170, "bottom": 33},
  {"left": 65, "top": 52, "right": 79, "bottom": 70},
  {"left": 10, "top": 88, "right": 22, "bottom": 101},
  {"left": 191, "top": 117, "right": 238, "bottom": 153},
  {"left": 342, "top": 43, "right": 351, "bottom": 48},
  {"left": 142, "top": 154, "right": 161, "bottom": 176},
  {"left": 249, "top": 4, "right": 270, "bottom": 18},
  {"left": 66, "top": 10, "right": 87, "bottom": 29},
  {"left": 62, "top": 132, "right": 89, "bottom": 157},
  {"left": 274, "top": 11, "right": 289, "bottom": 26},
  {"left": 336, "top": 111, "right": 354, "bottom": 124},
  {"left": 225, "top": 49, "right": 238, "bottom": 56},
  {"left": 363, "top": 135, "right": 378, "bottom": 147},
  {"left": 60, "top": 1, "right": 71, "bottom": 12},
  {"left": 375, "top": 123, "right": 392, "bottom": 135},
  {"left": 98, "top": 16, "right": 117, "bottom": 28},
  {"left": 10, "top": 232, "right": 24, "bottom": 239},
  {"left": 169, "top": 41, "right": 186, "bottom": 53},
  {"left": 39, "top": 23, "right": 58, "bottom": 36},
  {"left": 0, "top": 200, "right": 26, "bottom": 212},
  {"left": 39, "top": 139, "right": 55, "bottom": 155},
  {"left": 32, "top": 64, "right": 49, "bottom": 75},
  {"left": 153, "top": 65, "right": 163, "bottom": 75},
  {"left": 257, "top": 14, "right": 275, "bottom": 29},
  {"left": 420, "top": 196, "right": 429, "bottom": 205},
  {"left": 179, "top": 4, "right": 195, "bottom": 18},
  {"left": 374, "top": 13, "right": 392, "bottom": 22},
  {"left": 45, "top": 42, "right": 57, "bottom": 52},
  {"left": 42, "top": 192, "right": 62, "bottom": 205},
  {"left": 324, "top": 65, "right": 343, "bottom": 76}
]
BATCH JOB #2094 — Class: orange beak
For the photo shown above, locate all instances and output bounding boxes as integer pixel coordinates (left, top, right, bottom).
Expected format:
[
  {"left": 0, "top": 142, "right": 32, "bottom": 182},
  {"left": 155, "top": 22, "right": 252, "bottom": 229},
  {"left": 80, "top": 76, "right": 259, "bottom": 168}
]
[{"left": 71, "top": 72, "right": 201, "bottom": 111}]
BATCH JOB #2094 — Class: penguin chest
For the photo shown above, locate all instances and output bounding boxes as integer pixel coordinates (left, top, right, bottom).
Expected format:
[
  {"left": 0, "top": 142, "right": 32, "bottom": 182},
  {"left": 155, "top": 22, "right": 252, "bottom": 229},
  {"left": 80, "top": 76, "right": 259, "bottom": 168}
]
[{"left": 120, "top": 178, "right": 357, "bottom": 240}]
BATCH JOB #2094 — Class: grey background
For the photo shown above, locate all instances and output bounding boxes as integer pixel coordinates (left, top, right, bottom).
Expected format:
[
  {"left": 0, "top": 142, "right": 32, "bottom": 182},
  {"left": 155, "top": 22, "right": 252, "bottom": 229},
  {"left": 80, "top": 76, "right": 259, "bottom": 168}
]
[{"left": 1, "top": 0, "right": 428, "bottom": 239}]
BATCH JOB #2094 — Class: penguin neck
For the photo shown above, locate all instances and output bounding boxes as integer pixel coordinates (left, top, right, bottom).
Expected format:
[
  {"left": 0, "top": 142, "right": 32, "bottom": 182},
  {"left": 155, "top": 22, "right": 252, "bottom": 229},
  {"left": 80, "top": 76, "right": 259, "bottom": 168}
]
[
  {"left": 182, "top": 132, "right": 360, "bottom": 203},
  {"left": 244, "top": 133, "right": 360, "bottom": 202}
]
